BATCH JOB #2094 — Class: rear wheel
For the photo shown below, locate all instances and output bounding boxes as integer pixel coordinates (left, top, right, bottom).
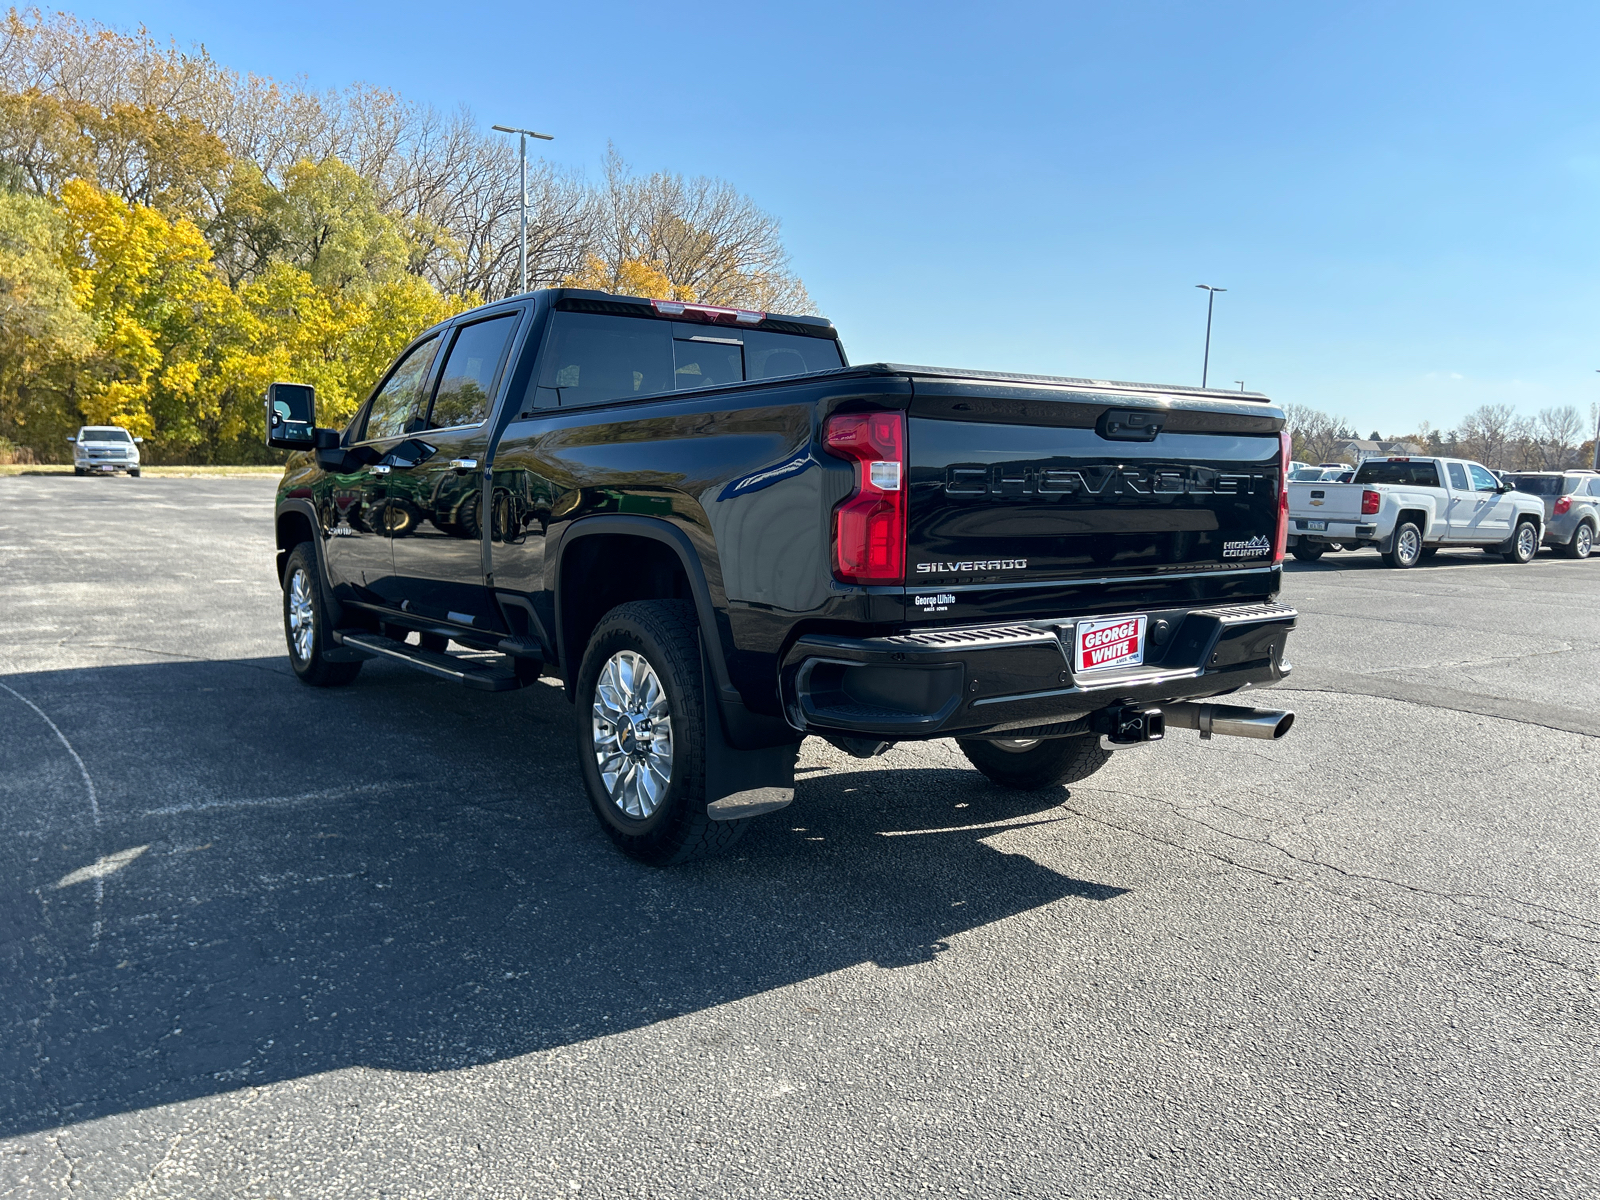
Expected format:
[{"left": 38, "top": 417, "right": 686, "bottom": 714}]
[
  {"left": 1291, "top": 541, "right": 1325, "bottom": 562},
  {"left": 574, "top": 600, "right": 748, "bottom": 865},
  {"left": 1383, "top": 521, "right": 1423, "bottom": 569},
  {"left": 1562, "top": 522, "right": 1593, "bottom": 560},
  {"left": 1503, "top": 520, "right": 1538, "bottom": 564},
  {"left": 283, "top": 544, "right": 362, "bottom": 687},
  {"left": 957, "top": 734, "right": 1112, "bottom": 791}
]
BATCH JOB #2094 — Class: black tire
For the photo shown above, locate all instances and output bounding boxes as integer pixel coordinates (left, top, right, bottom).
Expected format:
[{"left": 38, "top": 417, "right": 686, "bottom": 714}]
[
  {"left": 1291, "top": 541, "right": 1325, "bottom": 562},
  {"left": 282, "top": 543, "right": 362, "bottom": 687},
  {"left": 129, "top": 468, "right": 140, "bottom": 477},
  {"left": 574, "top": 600, "right": 749, "bottom": 865},
  {"left": 73, "top": 467, "right": 85, "bottom": 476},
  {"left": 1562, "top": 521, "right": 1593, "bottom": 560},
  {"left": 957, "top": 734, "right": 1112, "bottom": 791},
  {"left": 1383, "top": 521, "right": 1423, "bottom": 569},
  {"left": 1502, "top": 519, "right": 1538, "bottom": 564}
]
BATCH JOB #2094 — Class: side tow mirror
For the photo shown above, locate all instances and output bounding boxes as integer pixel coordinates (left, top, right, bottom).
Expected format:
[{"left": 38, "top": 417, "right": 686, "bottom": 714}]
[
  {"left": 265, "top": 381, "right": 318, "bottom": 451},
  {"left": 133, "top": 436, "right": 144, "bottom": 444},
  {"left": 66, "top": 436, "right": 76, "bottom": 443}
]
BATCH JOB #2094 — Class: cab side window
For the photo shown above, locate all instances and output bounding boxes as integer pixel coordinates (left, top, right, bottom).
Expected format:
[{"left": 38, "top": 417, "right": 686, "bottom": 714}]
[
  {"left": 428, "top": 313, "right": 520, "bottom": 429},
  {"left": 1466, "top": 464, "right": 1499, "bottom": 492},
  {"left": 1446, "top": 463, "right": 1469, "bottom": 490},
  {"left": 361, "top": 335, "right": 441, "bottom": 442},
  {"left": 535, "top": 312, "right": 674, "bottom": 407}
]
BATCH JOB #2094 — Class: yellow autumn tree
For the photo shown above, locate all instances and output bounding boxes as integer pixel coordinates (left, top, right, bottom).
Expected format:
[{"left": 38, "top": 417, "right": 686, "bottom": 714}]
[{"left": 562, "top": 254, "right": 692, "bottom": 302}]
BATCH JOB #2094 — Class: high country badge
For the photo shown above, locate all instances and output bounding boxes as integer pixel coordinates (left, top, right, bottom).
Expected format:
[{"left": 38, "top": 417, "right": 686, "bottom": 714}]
[{"left": 1222, "top": 536, "right": 1272, "bottom": 559}]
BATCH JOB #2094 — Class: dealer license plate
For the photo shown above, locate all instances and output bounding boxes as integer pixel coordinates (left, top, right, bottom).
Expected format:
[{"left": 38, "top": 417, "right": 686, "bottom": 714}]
[
  {"left": 1303, "top": 519, "right": 1327, "bottom": 531},
  {"left": 96, "top": 465, "right": 115, "bottom": 473},
  {"left": 1075, "top": 614, "right": 1147, "bottom": 673}
]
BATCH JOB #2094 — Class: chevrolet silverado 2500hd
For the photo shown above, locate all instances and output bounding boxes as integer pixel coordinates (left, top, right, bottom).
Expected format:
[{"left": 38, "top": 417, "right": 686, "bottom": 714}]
[
  {"left": 268, "top": 289, "right": 1299, "bottom": 864},
  {"left": 1287, "top": 456, "right": 1545, "bottom": 567}
]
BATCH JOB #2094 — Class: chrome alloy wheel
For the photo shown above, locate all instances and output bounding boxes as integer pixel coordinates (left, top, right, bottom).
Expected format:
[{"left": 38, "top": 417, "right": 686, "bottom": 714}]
[
  {"left": 1396, "top": 524, "right": 1421, "bottom": 565},
  {"left": 1515, "top": 522, "right": 1538, "bottom": 561},
  {"left": 1576, "top": 524, "right": 1594, "bottom": 559},
  {"left": 591, "top": 650, "right": 674, "bottom": 819},
  {"left": 287, "top": 567, "right": 315, "bottom": 662}
]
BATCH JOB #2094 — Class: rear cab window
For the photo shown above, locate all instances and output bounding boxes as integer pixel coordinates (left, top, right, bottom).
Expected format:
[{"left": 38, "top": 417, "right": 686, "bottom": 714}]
[
  {"left": 530, "top": 307, "right": 844, "bottom": 409},
  {"left": 1351, "top": 460, "right": 1440, "bottom": 486}
]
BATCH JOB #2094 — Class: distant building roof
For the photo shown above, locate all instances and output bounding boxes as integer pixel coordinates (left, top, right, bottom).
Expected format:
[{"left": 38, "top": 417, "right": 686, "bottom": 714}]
[{"left": 1335, "top": 438, "right": 1424, "bottom": 458}]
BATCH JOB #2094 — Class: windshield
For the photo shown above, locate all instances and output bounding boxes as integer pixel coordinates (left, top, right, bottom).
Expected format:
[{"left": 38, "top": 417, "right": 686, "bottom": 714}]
[
  {"left": 1508, "top": 475, "right": 1563, "bottom": 496},
  {"left": 1353, "top": 460, "right": 1440, "bottom": 486},
  {"left": 80, "top": 428, "right": 132, "bottom": 443}
]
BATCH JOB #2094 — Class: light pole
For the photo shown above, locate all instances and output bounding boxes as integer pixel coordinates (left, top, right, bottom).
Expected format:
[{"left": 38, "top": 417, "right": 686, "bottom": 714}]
[
  {"left": 1195, "top": 284, "right": 1226, "bottom": 388},
  {"left": 1593, "top": 371, "right": 1600, "bottom": 470},
  {"left": 492, "top": 124, "right": 554, "bottom": 295},
  {"left": 1235, "top": 380, "right": 1245, "bottom": 392}
]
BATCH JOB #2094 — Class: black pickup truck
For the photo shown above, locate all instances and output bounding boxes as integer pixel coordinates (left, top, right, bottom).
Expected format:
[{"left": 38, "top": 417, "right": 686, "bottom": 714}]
[{"left": 267, "top": 289, "right": 1297, "bottom": 864}]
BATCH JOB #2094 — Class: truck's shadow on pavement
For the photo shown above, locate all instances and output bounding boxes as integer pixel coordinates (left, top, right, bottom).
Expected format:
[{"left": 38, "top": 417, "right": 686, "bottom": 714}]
[{"left": 0, "top": 656, "right": 1128, "bottom": 1138}]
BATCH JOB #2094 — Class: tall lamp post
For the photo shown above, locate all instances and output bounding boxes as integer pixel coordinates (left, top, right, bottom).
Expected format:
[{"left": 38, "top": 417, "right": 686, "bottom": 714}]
[
  {"left": 492, "top": 124, "right": 555, "bottom": 295},
  {"left": 1195, "top": 284, "right": 1226, "bottom": 388},
  {"left": 1593, "top": 371, "right": 1600, "bottom": 470}
]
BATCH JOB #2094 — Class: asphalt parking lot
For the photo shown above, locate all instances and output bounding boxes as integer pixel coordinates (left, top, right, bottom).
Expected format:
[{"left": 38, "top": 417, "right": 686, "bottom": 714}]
[{"left": 1, "top": 475, "right": 1595, "bottom": 1199}]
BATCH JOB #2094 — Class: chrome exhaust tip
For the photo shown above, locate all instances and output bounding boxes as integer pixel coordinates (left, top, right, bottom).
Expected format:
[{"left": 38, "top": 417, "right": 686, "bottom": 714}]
[{"left": 1163, "top": 702, "right": 1295, "bottom": 741}]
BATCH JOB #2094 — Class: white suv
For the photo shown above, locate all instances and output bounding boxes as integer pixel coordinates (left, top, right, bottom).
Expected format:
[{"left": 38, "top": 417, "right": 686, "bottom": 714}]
[{"left": 69, "top": 426, "right": 143, "bottom": 476}]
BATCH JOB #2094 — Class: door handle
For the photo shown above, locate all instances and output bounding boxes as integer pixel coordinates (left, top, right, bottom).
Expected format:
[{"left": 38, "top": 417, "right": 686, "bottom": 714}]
[
  {"left": 449, "top": 458, "right": 479, "bottom": 473},
  {"left": 372, "top": 464, "right": 391, "bottom": 475}
]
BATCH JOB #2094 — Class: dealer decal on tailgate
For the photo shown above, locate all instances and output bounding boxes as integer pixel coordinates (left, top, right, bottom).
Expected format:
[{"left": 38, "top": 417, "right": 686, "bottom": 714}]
[{"left": 1075, "top": 615, "right": 1147, "bottom": 672}]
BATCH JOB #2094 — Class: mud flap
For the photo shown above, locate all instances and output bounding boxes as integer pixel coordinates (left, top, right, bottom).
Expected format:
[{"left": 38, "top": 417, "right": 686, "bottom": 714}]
[{"left": 701, "top": 644, "right": 800, "bottom": 821}]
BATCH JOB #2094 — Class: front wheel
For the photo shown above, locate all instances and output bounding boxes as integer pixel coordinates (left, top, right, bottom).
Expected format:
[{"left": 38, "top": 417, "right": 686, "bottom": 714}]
[
  {"left": 1562, "top": 522, "right": 1593, "bottom": 560},
  {"left": 574, "top": 600, "right": 748, "bottom": 865},
  {"left": 1383, "top": 521, "right": 1423, "bottom": 569},
  {"left": 1291, "top": 541, "right": 1325, "bottom": 562},
  {"left": 283, "top": 544, "right": 362, "bottom": 687},
  {"left": 129, "top": 468, "right": 140, "bottom": 477},
  {"left": 957, "top": 734, "right": 1113, "bottom": 791},
  {"left": 1503, "top": 520, "right": 1538, "bottom": 564}
]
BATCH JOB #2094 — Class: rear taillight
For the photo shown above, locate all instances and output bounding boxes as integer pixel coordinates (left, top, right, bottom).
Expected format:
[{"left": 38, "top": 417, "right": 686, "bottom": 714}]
[
  {"left": 1361, "top": 489, "right": 1381, "bottom": 515},
  {"left": 1274, "top": 431, "right": 1291, "bottom": 564},
  {"left": 1554, "top": 496, "right": 1572, "bottom": 515},
  {"left": 826, "top": 411, "right": 906, "bottom": 584}
]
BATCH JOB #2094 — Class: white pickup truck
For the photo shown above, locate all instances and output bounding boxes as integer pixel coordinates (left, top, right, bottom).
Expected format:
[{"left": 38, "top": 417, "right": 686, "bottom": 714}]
[{"left": 1287, "top": 456, "right": 1545, "bottom": 568}]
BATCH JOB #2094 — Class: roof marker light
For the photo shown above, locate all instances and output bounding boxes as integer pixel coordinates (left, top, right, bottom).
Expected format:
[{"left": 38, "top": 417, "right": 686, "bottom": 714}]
[{"left": 649, "top": 298, "right": 767, "bottom": 326}]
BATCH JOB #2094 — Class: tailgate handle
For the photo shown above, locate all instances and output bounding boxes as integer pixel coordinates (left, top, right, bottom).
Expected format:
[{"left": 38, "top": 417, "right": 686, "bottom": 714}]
[{"left": 1097, "top": 409, "right": 1164, "bottom": 442}]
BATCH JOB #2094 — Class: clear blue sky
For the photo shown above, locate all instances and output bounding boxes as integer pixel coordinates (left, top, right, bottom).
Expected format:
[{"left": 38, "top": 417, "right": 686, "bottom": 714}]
[{"left": 82, "top": 0, "right": 1600, "bottom": 434}]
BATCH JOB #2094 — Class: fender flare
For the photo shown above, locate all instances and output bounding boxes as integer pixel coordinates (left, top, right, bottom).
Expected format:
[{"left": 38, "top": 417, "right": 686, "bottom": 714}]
[
  {"left": 552, "top": 514, "right": 795, "bottom": 750},
  {"left": 275, "top": 498, "right": 343, "bottom": 625},
  {"left": 552, "top": 514, "right": 733, "bottom": 696}
]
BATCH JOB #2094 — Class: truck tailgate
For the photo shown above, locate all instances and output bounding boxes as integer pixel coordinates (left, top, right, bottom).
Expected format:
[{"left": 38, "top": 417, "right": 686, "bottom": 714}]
[
  {"left": 904, "top": 381, "right": 1284, "bottom": 617},
  {"left": 1288, "top": 481, "right": 1366, "bottom": 521}
]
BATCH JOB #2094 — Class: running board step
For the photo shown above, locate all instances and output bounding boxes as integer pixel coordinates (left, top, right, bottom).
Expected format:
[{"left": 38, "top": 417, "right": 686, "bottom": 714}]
[{"left": 333, "top": 632, "right": 524, "bottom": 692}]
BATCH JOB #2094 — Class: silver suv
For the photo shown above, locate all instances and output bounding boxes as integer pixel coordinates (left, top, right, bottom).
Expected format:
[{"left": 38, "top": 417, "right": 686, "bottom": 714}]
[{"left": 1507, "top": 471, "right": 1599, "bottom": 559}]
